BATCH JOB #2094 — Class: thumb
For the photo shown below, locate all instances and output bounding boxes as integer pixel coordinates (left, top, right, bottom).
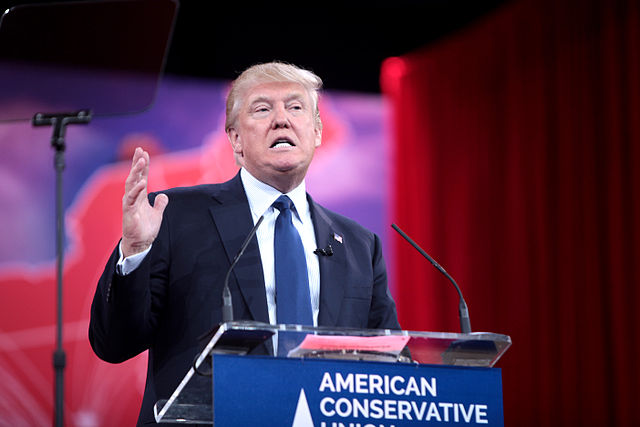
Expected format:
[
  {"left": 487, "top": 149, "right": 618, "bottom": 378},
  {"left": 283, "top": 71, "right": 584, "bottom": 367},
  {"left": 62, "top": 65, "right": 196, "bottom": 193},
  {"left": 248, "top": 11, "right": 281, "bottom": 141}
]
[{"left": 153, "top": 193, "right": 169, "bottom": 214}]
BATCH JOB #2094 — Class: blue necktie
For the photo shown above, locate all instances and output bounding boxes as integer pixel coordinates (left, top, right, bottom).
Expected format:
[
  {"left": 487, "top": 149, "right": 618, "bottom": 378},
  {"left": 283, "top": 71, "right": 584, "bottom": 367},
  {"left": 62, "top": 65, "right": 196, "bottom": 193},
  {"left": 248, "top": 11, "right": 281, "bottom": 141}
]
[{"left": 273, "top": 195, "right": 312, "bottom": 355}]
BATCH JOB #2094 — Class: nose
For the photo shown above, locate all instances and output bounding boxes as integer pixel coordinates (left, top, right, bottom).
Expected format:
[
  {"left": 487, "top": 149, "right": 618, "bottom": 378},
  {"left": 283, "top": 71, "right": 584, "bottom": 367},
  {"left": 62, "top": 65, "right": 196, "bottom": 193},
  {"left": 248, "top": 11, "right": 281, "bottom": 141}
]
[{"left": 272, "top": 105, "right": 290, "bottom": 129}]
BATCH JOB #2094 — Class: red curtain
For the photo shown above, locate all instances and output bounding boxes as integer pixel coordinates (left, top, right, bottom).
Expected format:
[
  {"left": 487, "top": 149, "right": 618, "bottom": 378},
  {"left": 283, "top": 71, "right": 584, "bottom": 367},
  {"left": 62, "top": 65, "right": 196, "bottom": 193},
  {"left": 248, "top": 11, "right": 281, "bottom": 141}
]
[{"left": 382, "top": 0, "right": 640, "bottom": 425}]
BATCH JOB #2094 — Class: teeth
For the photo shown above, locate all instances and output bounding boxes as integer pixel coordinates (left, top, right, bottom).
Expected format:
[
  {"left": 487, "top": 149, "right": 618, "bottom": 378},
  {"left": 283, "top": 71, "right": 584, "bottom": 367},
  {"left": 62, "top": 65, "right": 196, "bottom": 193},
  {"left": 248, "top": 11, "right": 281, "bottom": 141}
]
[
  {"left": 273, "top": 142, "right": 291, "bottom": 148},
  {"left": 272, "top": 140, "right": 293, "bottom": 148}
]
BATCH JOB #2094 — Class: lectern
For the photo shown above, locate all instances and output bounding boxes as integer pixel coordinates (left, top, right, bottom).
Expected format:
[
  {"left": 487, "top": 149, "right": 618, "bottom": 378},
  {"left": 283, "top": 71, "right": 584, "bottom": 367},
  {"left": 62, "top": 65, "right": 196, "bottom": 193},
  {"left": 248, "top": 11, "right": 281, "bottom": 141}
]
[{"left": 154, "top": 322, "right": 511, "bottom": 426}]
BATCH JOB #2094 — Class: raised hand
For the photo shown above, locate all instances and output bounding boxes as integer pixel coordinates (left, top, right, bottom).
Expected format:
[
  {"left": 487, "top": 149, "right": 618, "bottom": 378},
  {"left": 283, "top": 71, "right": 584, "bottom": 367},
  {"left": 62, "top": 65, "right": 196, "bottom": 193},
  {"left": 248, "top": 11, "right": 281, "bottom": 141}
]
[{"left": 121, "top": 147, "right": 169, "bottom": 257}]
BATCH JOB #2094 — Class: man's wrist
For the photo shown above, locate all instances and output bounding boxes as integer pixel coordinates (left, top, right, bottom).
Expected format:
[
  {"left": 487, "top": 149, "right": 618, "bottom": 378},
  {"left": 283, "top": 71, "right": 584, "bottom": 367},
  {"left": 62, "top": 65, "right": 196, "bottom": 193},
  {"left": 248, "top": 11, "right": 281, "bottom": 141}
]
[
  {"left": 121, "top": 239, "right": 152, "bottom": 258},
  {"left": 117, "top": 241, "right": 152, "bottom": 275}
]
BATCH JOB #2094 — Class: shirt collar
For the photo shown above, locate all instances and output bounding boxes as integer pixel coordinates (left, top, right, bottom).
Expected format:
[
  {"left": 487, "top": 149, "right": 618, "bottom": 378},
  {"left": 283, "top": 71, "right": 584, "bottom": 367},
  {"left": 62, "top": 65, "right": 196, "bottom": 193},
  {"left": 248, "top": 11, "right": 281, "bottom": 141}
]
[{"left": 240, "top": 167, "right": 309, "bottom": 223}]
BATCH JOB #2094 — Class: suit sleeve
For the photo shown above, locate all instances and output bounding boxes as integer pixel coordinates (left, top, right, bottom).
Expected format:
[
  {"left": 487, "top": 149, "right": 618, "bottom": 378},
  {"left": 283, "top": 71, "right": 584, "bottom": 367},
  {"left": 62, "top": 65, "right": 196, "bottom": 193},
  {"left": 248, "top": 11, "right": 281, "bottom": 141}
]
[{"left": 89, "top": 207, "right": 171, "bottom": 363}]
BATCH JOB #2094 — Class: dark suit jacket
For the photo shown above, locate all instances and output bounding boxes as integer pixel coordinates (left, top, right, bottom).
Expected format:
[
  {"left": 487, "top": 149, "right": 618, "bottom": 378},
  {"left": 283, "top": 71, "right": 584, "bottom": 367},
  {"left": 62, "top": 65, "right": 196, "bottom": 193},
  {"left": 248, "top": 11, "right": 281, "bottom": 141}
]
[{"left": 89, "top": 172, "right": 400, "bottom": 425}]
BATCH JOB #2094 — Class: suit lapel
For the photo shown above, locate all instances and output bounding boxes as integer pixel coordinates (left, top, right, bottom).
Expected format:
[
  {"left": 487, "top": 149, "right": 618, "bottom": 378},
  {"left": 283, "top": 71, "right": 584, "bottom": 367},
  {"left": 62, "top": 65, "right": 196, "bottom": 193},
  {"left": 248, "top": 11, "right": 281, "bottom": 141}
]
[
  {"left": 309, "top": 196, "right": 347, "bottom": 327},
  {"left": 207, "top": 178, "right": 347, "bottom": 327},
  {"left": 208, "top": 173, "right": 269, "bottom": 323}
]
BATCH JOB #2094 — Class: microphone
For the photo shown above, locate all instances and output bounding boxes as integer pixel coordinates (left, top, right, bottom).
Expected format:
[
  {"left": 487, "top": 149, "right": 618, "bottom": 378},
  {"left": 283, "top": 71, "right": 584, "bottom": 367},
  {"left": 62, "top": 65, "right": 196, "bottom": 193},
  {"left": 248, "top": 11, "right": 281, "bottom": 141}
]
[
  {"left": 314, "top": 244, "right": 333, "bottom": 256},
  {"left": 221, "top": 215, "right": 264, "bottom": 323},
  {"left": 391, "top": 223, "right": 472, "bottom": 334}
]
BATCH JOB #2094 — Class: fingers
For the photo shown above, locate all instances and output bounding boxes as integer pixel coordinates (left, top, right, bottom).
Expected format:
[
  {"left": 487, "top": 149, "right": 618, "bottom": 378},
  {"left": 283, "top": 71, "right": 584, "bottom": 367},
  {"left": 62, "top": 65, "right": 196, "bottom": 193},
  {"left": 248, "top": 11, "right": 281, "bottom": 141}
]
[
  {"left": 140, "top": 148, "right": 150, "bottom": 180},
  {"left": 130, "top": 146, "right": 150, "bottom": 168},
  {"left": 124, "top": 147, "right": 151, "bottom": 195},
  {"left": 123, "top": 177, "right": 147, "bottom": 209},
  {"left": 130, "top": 146, "right": 143, "bottom": 168},
  {"left": 123, "top": 148, "right": 154, "bottom": 215},
  {"left": 153, "top": 193, "right": 169, "bottom": 215}
]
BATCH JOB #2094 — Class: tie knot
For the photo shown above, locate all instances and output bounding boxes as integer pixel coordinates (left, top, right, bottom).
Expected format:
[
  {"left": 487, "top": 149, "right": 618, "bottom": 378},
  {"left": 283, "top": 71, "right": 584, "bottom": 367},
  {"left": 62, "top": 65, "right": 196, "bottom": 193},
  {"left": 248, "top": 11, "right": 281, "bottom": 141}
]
[{"left": 273, "top": 195, "right": 293, "bottom": 212}]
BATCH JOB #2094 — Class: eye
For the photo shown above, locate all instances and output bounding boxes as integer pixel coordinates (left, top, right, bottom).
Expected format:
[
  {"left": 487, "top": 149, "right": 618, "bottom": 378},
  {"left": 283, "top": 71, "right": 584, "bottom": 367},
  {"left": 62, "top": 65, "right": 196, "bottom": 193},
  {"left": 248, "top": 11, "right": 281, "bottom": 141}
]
[{"left": 251, "top": 104, "right": 271, "bottom": 116}]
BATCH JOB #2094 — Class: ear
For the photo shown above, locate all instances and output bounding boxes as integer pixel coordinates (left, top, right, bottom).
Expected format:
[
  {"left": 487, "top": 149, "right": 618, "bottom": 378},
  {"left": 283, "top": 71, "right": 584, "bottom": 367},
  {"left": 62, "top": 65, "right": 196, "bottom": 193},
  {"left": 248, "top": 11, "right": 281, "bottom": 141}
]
[
  {"left": 314, "top": 126, "right": 322, "bottom": 148},
  {"left": 227, "top": 128, "right": 243, "bottom": 155}
]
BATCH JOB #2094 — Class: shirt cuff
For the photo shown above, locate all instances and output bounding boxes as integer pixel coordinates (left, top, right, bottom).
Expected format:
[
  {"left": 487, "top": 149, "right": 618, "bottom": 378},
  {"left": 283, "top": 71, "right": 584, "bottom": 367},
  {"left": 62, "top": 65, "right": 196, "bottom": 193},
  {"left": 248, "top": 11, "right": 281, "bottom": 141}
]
[{"left": 116, "top": 241, "right": 152, "bottom": 275}]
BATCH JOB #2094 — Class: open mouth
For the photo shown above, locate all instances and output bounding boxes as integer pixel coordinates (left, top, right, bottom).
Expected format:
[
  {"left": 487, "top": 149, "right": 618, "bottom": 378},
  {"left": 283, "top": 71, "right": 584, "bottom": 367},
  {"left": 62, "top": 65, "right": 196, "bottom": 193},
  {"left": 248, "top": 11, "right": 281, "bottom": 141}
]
[{"left": 270, "top": 138, "right": 295, "bottom": 148}]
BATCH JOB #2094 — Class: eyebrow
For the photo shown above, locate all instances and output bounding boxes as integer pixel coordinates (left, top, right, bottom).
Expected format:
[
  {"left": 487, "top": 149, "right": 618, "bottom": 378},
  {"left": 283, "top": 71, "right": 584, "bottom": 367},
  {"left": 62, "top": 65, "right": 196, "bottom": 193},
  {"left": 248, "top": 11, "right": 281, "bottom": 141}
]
[{"left": 248, "top": 93, "right": 306, "bottom": 106}]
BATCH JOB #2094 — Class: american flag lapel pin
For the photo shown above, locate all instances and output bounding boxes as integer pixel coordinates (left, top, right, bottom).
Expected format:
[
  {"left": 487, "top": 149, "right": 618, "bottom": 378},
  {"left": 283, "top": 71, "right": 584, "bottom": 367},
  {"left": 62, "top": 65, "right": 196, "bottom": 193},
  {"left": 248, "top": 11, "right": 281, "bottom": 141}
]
[{"left": 333, "top": 232, "right": 343, "bottom": 244}]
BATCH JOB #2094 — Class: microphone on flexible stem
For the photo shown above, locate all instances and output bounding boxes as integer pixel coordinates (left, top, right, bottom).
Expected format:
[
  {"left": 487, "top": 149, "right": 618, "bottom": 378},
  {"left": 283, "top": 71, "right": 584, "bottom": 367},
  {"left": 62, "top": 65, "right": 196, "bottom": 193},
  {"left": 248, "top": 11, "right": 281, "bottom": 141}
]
[
  {"left": 222, "top": 215, "right": 264, "bottom": 323},
  {"left": 391, "top": 223, "right": 472, "bottom": 334}
]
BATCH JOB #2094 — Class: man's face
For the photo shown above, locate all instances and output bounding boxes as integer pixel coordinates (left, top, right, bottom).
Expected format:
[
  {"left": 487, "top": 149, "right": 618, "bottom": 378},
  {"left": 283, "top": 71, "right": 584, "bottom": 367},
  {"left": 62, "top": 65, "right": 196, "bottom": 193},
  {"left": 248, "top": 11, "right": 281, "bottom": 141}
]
[{"left": 227, "top": 81, "right": 322, "bottom": 192}]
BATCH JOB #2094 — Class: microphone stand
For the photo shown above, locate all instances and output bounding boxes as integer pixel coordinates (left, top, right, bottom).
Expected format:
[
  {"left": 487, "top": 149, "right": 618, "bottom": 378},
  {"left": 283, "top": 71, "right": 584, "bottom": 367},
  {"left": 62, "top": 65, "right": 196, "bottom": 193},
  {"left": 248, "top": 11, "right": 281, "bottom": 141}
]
[{"left": 32, "top": 110, "right": 92, "bottom": 427}]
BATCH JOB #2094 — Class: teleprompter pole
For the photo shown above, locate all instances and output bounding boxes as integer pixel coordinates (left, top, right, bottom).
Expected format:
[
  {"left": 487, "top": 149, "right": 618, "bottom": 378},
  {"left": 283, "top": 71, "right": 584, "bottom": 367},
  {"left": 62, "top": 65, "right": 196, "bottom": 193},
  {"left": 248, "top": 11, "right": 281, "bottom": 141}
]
[{"left": 32, "top": 110, "right": 92, "bottom": 427}]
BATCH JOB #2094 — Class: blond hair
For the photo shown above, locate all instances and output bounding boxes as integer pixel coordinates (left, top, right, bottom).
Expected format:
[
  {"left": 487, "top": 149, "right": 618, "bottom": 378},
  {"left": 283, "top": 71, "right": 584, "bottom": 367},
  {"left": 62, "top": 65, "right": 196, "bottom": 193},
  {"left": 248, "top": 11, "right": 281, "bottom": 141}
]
[{"left": 225, "top": 61, "right": 323, "bottom": 132}]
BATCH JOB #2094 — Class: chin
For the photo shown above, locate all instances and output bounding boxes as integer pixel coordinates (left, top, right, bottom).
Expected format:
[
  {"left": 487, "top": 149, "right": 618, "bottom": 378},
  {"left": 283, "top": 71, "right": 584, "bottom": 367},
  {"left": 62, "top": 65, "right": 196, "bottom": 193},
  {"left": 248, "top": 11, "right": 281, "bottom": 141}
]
[{"left": 271, "top": 159, "right": 303, "bottom": 173}]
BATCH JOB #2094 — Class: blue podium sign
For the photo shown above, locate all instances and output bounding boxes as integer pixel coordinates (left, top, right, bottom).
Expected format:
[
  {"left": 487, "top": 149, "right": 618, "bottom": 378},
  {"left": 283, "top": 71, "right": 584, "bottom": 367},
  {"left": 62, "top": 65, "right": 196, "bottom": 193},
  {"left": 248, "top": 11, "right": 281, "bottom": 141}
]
[{"left": 212, "top": 355, "right": 503, "bottom": 426}]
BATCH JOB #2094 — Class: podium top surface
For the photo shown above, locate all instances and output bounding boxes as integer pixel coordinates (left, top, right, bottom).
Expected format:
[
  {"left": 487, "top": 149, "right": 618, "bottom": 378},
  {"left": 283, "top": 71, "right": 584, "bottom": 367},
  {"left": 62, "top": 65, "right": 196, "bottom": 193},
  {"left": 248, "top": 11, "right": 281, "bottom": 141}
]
[
  {"left": 154, "top": 321, "right": 511, "bottom": 423},
  {"left": 204, "top": 321, "right": 511, "bottom": 365}
]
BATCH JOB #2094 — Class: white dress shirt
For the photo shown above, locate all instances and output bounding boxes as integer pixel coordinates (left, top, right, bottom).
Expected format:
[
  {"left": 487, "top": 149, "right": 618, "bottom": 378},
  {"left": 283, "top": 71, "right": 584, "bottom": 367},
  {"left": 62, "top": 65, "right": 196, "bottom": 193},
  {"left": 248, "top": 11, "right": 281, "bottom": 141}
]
[
  {"left": 117, "top": 168, "right": 321, "bottom": 327},
  {"left": 239, "top": 168, "right": 320, "bottom": 326}
]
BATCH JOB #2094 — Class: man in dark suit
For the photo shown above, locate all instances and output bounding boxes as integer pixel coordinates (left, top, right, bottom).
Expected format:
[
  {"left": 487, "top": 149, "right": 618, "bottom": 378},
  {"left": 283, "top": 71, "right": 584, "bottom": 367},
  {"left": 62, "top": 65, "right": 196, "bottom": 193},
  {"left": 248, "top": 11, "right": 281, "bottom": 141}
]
[{"left": 89, "top": 62, "right": 400, "bottom": 425}]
